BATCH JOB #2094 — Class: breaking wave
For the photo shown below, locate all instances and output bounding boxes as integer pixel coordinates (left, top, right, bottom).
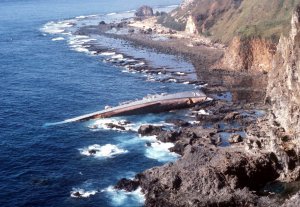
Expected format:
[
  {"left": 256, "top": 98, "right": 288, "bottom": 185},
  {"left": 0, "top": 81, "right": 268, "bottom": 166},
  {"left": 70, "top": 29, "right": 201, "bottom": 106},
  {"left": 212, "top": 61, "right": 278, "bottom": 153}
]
[
  {"left": 79, "top": 144, "right": 128, "bottom": 158},
  {"left": 102, "top": 186, "right": 145, "bottom": 207}
]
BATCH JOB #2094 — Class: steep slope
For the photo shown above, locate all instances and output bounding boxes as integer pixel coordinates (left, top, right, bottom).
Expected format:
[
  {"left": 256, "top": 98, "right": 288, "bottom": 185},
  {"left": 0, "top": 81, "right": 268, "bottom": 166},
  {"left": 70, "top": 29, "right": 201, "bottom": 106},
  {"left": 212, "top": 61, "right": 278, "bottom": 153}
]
[
  {"left": 169, "top": 0, "right": 300, "bottom": 43},
  {"left": 267, "top": 6, "right": 300, "bottom": 138}
]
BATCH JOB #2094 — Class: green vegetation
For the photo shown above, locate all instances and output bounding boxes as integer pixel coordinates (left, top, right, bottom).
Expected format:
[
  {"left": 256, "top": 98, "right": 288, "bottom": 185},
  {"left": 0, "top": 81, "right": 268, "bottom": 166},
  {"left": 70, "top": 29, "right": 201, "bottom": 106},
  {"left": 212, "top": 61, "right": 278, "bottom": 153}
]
[
  {"left": 157, "top": 14, "right": 186, "bottom": 31},
  {"left": 169, "top": 0, "right": 300, "bottom": 43}
]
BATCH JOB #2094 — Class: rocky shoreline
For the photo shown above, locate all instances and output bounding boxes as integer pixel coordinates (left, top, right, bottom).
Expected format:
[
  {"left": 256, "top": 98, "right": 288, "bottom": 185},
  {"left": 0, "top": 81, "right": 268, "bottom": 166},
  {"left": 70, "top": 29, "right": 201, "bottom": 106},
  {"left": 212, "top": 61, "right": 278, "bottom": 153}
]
[{"left": 72, "top": 5, "right": 300, "bottom": 207}]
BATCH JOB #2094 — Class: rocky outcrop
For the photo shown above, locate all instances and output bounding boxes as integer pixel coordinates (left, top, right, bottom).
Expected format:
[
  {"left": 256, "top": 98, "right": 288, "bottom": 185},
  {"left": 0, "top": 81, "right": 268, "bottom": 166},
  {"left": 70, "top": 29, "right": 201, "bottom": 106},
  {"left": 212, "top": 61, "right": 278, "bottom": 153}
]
[
  {"left": 215, "top": 37, "right": 276, "bottom": 73},
  {"left": 138, "top": 125, "right": 163, "bottom": 136},
  {"left": 137, "top": 147, "right": 279, "bottom": 207},
  {"left": 135, "top": 6, "right": 154, "bottom": 17},
  {"left": 267, "top": 6, "right": 300, "bottom": 135},
  {"left": 185, "top": 15, "right": 198, "bottom": 34},
  {"left": 180, "top": 0, "right": 196, "bottom": 10},
  {"left": 282, "top": 192, "right": 300, "bottom": 207}
]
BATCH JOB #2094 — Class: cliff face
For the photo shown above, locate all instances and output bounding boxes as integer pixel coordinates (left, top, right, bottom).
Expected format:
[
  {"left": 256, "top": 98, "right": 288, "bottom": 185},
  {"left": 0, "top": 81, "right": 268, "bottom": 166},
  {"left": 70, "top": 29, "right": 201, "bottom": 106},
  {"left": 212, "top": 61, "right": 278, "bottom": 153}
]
[
  {"left": 215, "top": 37, "right": 276, "bottom": 73},
  {"left": 267, "top": 7, "right": 300, "bottom": 136}
]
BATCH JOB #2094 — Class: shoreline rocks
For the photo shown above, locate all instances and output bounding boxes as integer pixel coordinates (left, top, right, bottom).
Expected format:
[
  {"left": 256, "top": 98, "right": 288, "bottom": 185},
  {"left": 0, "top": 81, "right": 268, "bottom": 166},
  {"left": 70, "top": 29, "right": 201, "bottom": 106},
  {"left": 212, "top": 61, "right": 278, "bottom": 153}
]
[{"left": 135, "top": 6, "right": 154, "bottom": 17}]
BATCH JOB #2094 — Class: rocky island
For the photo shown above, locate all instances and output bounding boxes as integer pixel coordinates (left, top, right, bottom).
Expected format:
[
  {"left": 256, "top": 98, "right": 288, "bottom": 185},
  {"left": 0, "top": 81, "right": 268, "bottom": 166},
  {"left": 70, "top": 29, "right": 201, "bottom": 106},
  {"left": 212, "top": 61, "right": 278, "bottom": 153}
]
[{"left": 71, "top": 0, "right": 300, "bottom": 206}]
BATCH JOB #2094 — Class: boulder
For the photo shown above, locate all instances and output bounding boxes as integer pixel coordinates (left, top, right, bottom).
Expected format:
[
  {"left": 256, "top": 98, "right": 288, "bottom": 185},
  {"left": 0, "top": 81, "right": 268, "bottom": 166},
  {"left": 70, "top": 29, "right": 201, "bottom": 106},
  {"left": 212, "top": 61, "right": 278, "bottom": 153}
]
[
  {"left": 157, "top": 130, "right": 181, "bottom": 142},
  {"left": 166, "top": 119, "right": 190, "bottom": 127},
  {"left": 138, "top": 124, "right": 163, "bottom": 136},
  {"left": 105, "top": 123, "right": 126, "bottom": 130},
  {"left": 135, "top": 5, "right": 154, "bottom": 17},
  {"left": 115, "top": 178, "right": 139, "bottom": 192}
]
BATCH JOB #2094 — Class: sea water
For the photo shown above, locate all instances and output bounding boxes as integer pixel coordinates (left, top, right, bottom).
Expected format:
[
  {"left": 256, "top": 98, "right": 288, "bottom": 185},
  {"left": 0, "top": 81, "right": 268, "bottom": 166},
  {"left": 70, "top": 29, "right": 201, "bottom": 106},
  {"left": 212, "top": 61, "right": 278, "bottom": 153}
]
[{"left": 0, "top": 0, "right": 198, "bottom": 206}]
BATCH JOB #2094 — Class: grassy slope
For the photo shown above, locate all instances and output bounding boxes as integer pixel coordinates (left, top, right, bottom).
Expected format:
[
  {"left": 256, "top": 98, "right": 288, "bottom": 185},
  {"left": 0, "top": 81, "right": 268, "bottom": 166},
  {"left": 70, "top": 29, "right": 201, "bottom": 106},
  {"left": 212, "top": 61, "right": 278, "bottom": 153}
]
[
  {"left": 172, "top": 0, "right": 300, "bottom": 43},
  {"left": 212, "top": 0, "right": 299, "bottom": 43}
]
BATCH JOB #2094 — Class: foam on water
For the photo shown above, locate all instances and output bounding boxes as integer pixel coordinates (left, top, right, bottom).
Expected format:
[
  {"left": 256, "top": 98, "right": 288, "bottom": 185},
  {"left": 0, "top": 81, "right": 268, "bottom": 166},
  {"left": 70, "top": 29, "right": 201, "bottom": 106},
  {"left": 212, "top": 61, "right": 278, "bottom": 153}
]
[
  {"left": 89, "top": 118, "right": 136, "bottom": 132},
  {"left": 70, "top": 188, "right": 98, "bottom": 198},
  {"left": 52, "top": 37, "right": 65, "bottom": 41},
  {"left": 102, "top": 186, "right": 145, "bottom": 207},
  {"left": 100, "top": 52, "right": 116, "bottom": 56},
  {"left": 107, "top": 12, "right": 117, "bottom": 16},
  {"left": 145, "top": 141, "right": 178, "bottom": 162},
  {"left": 89, "top": 117, "right": 169, "bottom": 132},
  {"left": 41, "top": 20, "right": 74, "bottom": 34},
  {"left": 79, "top": 144, "right": 128, "bottom": 158},
  {"left": 198, "top": 109, "right": 210, "bottom": 115}
]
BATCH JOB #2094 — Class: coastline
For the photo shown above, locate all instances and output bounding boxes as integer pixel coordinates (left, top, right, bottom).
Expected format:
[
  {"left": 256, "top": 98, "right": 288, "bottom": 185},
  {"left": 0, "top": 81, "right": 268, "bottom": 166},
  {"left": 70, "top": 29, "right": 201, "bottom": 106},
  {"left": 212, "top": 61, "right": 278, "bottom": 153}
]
[{"left": 41, "top": 5, "right": 297, "bottom": 206}]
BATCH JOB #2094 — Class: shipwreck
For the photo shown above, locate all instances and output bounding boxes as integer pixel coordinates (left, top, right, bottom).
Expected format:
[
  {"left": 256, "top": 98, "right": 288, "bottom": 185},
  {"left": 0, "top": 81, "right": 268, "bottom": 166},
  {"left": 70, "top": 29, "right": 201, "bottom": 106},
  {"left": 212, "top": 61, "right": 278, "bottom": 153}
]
[{"left": 61, "top": 91, "right": 211, "bottom": 123}]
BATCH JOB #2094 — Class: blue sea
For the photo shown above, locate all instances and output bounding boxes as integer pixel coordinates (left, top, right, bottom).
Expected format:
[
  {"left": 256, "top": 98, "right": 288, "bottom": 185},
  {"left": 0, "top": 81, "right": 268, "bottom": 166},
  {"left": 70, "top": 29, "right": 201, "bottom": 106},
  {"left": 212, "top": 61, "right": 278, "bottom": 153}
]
[{"left": 0, "top": 0, "right": 199, "bottom": 206}]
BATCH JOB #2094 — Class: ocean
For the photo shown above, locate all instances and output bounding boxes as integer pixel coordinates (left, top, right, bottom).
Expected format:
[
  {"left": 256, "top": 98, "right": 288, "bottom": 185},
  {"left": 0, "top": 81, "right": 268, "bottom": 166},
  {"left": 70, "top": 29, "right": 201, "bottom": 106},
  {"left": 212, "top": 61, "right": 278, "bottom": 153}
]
[{"left": 0, "top": 0, "right": 199, "bottom": 206}]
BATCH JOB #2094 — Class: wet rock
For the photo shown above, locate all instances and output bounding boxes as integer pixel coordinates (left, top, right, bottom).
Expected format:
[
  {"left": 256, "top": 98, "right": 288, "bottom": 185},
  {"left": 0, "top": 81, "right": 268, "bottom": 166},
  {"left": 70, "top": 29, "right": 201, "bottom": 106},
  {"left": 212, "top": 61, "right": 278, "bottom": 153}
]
[
  {"left": 228, "top": 134, "right": 243, "bottom": 143},
  {"left": 137, "top": 147, "right": 279, "bottom": 206},
  {"left": 169, "top": 141, "right": 188, "bottom": 155},
  {"left": 115, "top": 178, "right": 139, "bottom": 192},
  {"left": 118, "top": 120, "right": 131, "bottom": 125},
  {"left": 135, "top": 6, "right": 154, "bottom": 17},
  {"left": 72, "top": 191, "right": 82, "bottom": 198},
  {"left": 196, "top": 114, "right": 224, "bottom": 122},
  {"left": 138, "top": 124, "right": 163, "bottom": 136},
  {"left": 166, "top": 119, "right": 190, "bottom": 127},
  {"left": 157, "top": 130, "right": 181, "bottom": 143},
  {"left": 88, "top": 149, "right": 98, "bottom": 155},
  {"left": 145, "top": 142, "right": 152, "bottom": 147},
  {"left": 105, "top": 123, "right": 126, "bottom": 130}
]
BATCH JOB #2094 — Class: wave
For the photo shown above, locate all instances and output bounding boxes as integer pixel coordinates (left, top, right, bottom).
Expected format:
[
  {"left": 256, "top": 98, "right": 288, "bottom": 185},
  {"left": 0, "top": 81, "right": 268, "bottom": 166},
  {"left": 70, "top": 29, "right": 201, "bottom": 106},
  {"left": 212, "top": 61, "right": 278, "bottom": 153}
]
[
  {"left": 145, "top": 141, "right": 179, "bottom": 162},
  {"left": 70, "top": 188, "right": 98, "bottom": 198},
  {"left": 51, "top": 37, "right": 65, "bottom": 41},
  {"left": 100, "top": 51, "right": 116, "bottom": 56},
  {"left": 79, "top": 144, "right": 128, "bottom": 158},
  {"left": 102, "top": 186, "right": 145, "bottom": 207},
  {"left": 41, "top": 20, "right": 74, "bottom": 34}
]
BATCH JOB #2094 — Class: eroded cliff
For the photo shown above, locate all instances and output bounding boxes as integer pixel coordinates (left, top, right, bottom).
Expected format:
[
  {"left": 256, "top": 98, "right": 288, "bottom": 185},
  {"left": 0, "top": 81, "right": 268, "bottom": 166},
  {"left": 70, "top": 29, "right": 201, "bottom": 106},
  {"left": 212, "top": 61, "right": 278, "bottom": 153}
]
[
  {"left": 215, "top": 37, "right": 276, "bottom": 73},
  {"left": 267, "top": 6, "right": 300, "bottom": 135}
]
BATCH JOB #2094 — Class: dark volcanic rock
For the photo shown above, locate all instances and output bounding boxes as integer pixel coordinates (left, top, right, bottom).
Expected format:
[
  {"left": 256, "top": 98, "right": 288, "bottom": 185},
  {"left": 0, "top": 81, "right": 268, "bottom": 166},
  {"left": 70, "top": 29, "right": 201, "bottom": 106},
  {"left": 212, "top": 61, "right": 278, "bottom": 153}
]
[
  {"left": 105, "top": 123, "right": 126, "bottom": 130},
  {"left": 169, "top": 141, "right": 188, "bottom": 155},
  {"left": 138, "top": 124, "right": 163, "bottom": 136},
  {"left": 135, "top": 5, "right": 154, "bottom": 17},
  {"left": 166, "top": 119, "right": 190, "bottom": 127},
  {"left": 157, "top": 130, "right": 181, "bottom": 143},
  {"left": 115, "top": 178, "right": 139, "bottom": 192},
  {"left": 137, "top": 147, "right": 279, "bottom": 206}
]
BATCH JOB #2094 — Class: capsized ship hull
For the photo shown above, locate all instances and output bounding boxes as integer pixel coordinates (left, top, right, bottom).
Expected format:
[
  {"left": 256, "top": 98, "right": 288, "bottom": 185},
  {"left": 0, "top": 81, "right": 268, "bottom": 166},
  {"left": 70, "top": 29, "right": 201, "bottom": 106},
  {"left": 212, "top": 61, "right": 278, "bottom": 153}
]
[{"left": 64, "top": 91, "right": 211, "bottom": 123}]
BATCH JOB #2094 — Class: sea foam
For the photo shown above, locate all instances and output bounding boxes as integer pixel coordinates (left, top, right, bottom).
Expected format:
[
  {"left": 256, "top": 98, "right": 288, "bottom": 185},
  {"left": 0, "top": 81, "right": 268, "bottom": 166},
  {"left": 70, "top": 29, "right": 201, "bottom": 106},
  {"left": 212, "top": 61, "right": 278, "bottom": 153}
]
[
  {"left": 102, "top": 186, "right": 145, "bottom": 207},
  {"left": 145, "top": 141, "right": 178, "bottom": 162},
  {"left": 70, "top": 188, "right": 98, "bottom": 198},
  {"left": 51, "top": 37, "right": 65, "bottom": 41},
  {"left": 79, "top": 144, "right": 128, "bottom": 158}
]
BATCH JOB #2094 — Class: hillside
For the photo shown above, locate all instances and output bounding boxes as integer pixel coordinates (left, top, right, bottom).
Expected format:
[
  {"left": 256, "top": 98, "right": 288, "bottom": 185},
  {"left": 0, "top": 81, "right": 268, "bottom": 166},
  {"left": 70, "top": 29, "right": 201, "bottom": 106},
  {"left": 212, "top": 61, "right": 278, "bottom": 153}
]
[{"left": 162, "top": 0, "right": 300, "bottom": 43}]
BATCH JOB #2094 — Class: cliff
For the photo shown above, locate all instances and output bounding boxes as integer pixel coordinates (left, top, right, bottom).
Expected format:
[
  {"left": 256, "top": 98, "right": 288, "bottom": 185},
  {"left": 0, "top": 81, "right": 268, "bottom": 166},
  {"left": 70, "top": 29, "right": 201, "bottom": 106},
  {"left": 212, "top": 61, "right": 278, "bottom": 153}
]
[
  {"left": 215, "top": 37, "right": 276, "bottom": 73},
  {"left": 267, "top": 6, "right": 300, "bottom": 134}
]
